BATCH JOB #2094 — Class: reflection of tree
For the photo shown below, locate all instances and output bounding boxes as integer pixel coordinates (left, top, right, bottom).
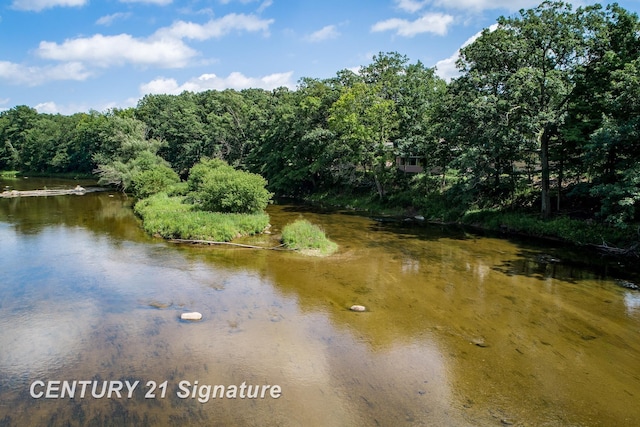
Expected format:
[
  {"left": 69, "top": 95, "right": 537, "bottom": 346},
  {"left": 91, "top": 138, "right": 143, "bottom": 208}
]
[{"left": 0, "top": 191, "right": 147, "bottom": 242}]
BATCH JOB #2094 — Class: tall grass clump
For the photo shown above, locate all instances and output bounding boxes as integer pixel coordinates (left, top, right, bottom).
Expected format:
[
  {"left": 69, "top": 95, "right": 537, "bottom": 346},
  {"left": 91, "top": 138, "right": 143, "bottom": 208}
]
[
  {"left": 134, "top": 193, "right": 269, "bottom": 242},
  {"left": 0, "top": 170, "right": 18, "bottom": 178},
  {"left": 281, "top": 219, "right": 338, "bottom": 256}
]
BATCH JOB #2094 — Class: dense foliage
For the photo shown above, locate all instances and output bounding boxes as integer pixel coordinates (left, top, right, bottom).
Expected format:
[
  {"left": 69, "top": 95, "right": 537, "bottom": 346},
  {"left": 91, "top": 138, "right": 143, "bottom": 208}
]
[
  {"left": 1, "top": 1, "right": 639, "bottom": 237},
  {"left": 186, "top": 158, "right": 272, "bottom": 214}
]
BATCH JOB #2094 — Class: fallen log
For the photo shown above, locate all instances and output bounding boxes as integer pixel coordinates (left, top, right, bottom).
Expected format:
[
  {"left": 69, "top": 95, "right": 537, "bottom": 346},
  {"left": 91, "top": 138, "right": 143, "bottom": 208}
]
[
  {"left": 1, "top": 186, "right": 109, "bottom": 198},
  {"left": 587, "top": 242, "right": 639, "bottom": 258},
  {"left": 169, "top": 239, "right": 287, "bottom": 250}
]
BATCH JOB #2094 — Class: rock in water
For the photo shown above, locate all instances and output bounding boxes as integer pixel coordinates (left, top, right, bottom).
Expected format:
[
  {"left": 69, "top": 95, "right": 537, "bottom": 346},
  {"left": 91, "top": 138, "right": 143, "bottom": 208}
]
[
  {"left": 181, "top": 312, "right": 203, "bottom": 321},
  {"left": 350, "top": 305, "right": 366, "bottom": 312}
]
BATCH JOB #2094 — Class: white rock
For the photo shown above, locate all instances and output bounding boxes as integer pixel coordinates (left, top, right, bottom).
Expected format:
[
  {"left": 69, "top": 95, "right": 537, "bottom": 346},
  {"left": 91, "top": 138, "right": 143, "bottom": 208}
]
[
  {"left": 350, "top": 305, "right": 366, "bottom": 312},
  {"left": 181, "top": 312, "right": 203, "bottom": 321}
]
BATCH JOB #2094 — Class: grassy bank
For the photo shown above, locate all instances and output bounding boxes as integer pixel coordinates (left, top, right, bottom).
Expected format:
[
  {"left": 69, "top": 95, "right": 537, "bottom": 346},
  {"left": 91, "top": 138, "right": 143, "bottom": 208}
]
[
  {"left": 304, "top": 189, "right": 638, "bottom": 254},
  {"left": 134, "top": 192, "right": 270, "bottom": 242},
  {"left": 304, "top": 191, "right": 407, "bottom": 216},
  {"left": 1, "top": 170, "right": 96, "bottom": 180},
  {"left": 281, "top": 219, "right": 338, "bottom": 256},
  {"left": 460, "top": 210, "right": 636, "bottom": 248},
  {"left": 0, "top": 170, "right": 19, "bottom": 178}
]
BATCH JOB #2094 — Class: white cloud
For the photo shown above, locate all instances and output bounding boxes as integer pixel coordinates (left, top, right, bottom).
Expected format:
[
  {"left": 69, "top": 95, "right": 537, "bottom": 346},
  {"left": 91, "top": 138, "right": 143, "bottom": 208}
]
[
  {"left": 36, "top": 13, "right": 273, "bottom": 70},
  {"left": 156, "top": 13, "right": 273, "bottom": 40},
  {"left": 96, "top": 12, "right": 131, "bottom": 26},
  {"left": 433, "top": 53, "right": 459, "bottom": 82},
  {"left": 394, "top": 0, "right": 542, "bottom": 12},
  {"left": 119, "top": 0, "right": 172, "bottom": 4},
  {"left": 34, "top": 99, "right": 135, "bottom": 115},
  {"left": 33, "top": 101, "right": 59, "bottom": 114},
  {"left": 0, "top": 61, "right": 91, "bottom": 85},
  {"left": 140, "top": 71, "right": 294, "bottom": 94},
  {"left": 256, "top": 0, "right": 272, "bottom": 13},
  {"left": 218, "top": 0, "right": 260, "bottom": 4},
  {"left": 430, "top": 0, "right": 540, "bottom": 11},
  {"left": 371, "top": 12, "right": 454, "bottom": 37},
  {"left": 395, "top": 0, "right": 429, "bottom": 13},
  {"left": 37, "top": 34, "right": 198, "bottom": 68},
  {"left": 434, "top": 23, "right": 498, "bottom": 81},
  {"left": 305, "top": 25, "right": 340, "bottom": 42},
  {"left": 10, "top": 0, "right": 85, "bottom": 11}
]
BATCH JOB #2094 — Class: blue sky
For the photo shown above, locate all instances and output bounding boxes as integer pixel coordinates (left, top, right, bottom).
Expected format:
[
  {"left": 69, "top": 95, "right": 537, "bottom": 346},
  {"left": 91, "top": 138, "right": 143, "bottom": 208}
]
[{"left": 1, "top": 0, "right": 639, "bottom": 115}]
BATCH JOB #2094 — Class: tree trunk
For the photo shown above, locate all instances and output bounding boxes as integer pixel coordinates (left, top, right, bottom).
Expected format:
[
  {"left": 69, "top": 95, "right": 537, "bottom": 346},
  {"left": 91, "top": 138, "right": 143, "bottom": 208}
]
[
  {"left": 373, "top": 169, "right": 384, "bottom": 200},
  {"left": 540, "top": 128, "right": 552, "bottom": 219},
  {"left": 557, "top": 156, "right": 563, "bottom": 212}
]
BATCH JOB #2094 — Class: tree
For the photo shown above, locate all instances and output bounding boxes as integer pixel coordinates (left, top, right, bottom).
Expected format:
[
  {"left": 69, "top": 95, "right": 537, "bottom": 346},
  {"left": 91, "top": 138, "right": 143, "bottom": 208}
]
[
  {"left": 328, "top": 82, "right": 398, "bottom": 199},
  {"left": 395, "top": 61, "right": 447, "bottom": 191},
  {"left": 458, "top": 1, "right": 597, "bottom": 218},
  {"left": 93, "top": 115, "right": 171, "bottom": 193},
  {"left": 136, "top": 92, "right": 207, "bottom": 174},
  {"left": 0, "top": 106, "right": 39, "bottom": 171}
]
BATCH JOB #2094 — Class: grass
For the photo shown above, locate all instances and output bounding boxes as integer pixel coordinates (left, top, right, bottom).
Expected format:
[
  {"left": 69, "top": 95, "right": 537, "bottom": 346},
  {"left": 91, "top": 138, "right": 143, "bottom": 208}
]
[
  {"left": 305, "top": 190, "right": 406, "bottom": 216},
  {"left": 305, "top": 189, "right": 637, "bottom": 251},
  {"left": 460, "top": 209, "right": 636, "bottom": 248},
  {"left": 134, "top": 192, "right": 270, "bottom": 242},
  {"left": 0, "top": 170, "right": 19, "bottom": 179},
  {"left": 281, "top": 219, "right": 338, "bottom": 256},
  {"left": 2, "top": 170, "right": 96, "bottom": 179}
]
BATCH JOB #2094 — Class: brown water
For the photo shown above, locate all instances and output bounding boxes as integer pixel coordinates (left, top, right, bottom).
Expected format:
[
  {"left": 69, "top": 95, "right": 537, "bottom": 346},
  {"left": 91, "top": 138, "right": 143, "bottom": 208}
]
[{"left": 1, "top": 178, "right": 639, "bottom": 426}]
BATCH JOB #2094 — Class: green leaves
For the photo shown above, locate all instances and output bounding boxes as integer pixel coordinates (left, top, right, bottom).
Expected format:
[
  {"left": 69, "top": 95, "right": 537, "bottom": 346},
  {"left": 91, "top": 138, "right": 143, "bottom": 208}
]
[{"left": 186, "top": 158, "right": 272, "bottom": 214}]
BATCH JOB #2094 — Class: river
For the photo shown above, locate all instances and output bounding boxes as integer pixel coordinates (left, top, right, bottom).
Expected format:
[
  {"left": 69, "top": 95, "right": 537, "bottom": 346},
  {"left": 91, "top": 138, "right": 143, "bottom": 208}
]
[{"left": 1, "top": 177, "right": 639, "bottom": 426}]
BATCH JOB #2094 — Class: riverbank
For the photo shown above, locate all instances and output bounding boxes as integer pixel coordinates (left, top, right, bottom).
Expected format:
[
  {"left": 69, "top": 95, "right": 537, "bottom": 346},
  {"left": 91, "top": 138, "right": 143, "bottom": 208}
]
[
  {"left": 304, "top": 191, "right": 639, "bottom": 258},
  {"left": 0, "top": 170, "right": 96, "bottom": 180}
]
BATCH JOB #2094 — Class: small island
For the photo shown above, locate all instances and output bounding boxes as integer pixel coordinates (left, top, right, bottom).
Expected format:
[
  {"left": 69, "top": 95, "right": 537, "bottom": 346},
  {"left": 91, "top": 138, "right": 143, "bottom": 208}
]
[{"left": 122, "top": 157, "right": 336, "bottom": 256}]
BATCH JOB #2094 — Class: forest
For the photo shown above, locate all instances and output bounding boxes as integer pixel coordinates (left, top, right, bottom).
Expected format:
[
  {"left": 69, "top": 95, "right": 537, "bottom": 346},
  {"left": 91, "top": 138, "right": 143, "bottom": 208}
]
[{"left": 1, "top": 1, "right": 639, "bottom": 247}]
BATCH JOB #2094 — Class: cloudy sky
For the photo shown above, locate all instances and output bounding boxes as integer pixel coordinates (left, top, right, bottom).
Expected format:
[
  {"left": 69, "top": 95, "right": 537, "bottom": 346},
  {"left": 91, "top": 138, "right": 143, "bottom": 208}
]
[{"left": 1, "top": 0, "right": 639, "bottom": 114}]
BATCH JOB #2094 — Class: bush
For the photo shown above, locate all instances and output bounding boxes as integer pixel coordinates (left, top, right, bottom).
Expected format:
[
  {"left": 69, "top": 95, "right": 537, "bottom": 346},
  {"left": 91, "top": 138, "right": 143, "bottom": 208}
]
[
  {"left": 186, "top": 158, "right": 229, "bottom": 192},
  {"left": 281, "top": 219, "right": 338, "bottom": 256},
  {"left": 187, "top": 158, "right": 272, "bottom": 214},
  {"left": 131, "top": 164, "right": 180, "bottom": 198}
]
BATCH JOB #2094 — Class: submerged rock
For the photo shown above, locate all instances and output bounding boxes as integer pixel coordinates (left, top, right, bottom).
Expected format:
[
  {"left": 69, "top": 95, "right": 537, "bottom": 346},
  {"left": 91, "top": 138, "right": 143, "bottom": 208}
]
[
  {"left": 181, "top": 312, "right": 203, "bottom": 321},
  {"left": 350, "top": 305, "right": 366, "bottom": 312}
]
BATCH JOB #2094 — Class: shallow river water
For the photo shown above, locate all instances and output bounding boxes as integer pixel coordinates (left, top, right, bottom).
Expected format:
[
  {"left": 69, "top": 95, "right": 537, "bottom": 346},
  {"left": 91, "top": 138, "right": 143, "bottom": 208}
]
[{"left": 1, "top": 178, "right": 639, "bottom": 426}]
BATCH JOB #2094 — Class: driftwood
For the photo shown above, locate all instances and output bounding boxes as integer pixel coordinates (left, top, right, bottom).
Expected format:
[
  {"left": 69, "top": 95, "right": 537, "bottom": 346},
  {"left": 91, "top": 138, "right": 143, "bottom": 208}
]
[
  {"left": 169, "top": 239, "right": 287, "bottom": 250},
  {"left": 588, "top": 241, "right": 639, "bottom": 258},
  {"left": 1, "top": 186, "right": 109, "bottom": 198}
]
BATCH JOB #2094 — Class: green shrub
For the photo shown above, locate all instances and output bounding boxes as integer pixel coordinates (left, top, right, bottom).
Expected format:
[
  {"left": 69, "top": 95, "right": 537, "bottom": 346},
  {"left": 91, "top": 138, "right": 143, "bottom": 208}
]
[
  {"left": 281, "top": 219, "right": 338, "bottom": 256},
  {"left": 166, "top": 181, "right": 189, "bottom": 196},
  {"left": 131, "top": 164, "right": 180, "bottom": 198},
  {"left": 187, "top": 158, "right": 272, "bottom": 214},
  {"left": 186, "top": 158, "right": 229, "bottom": 192}
]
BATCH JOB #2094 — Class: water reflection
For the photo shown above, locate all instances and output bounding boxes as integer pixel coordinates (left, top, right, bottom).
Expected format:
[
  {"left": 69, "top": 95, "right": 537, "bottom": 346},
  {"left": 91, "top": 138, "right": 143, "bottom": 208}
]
[
  {"left": 1, "top": 183, "right": 640, "bottom": 426},
  {"left": 624, "top": 292, "right": 640, "bottom": 314}
]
